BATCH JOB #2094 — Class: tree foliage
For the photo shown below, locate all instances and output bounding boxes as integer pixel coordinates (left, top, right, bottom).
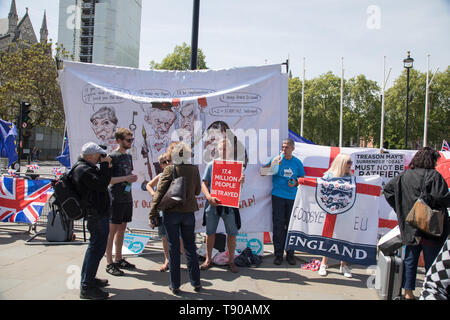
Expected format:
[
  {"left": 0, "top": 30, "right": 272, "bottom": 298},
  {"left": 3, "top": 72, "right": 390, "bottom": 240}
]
[
  {"left": 149, "top": 42, "right": 208, "bottom": 70},
  {"left": 289, "top": 68, "right": 449, "bottom": 149},
  {"left": 0, "top": 41, "right": 65, "bottom": 128}
]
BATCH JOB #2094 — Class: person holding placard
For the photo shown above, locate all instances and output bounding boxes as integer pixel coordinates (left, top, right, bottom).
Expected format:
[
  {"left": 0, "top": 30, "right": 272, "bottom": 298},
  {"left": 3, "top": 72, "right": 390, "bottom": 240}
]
[
  {"left": 317, "top": 153, "right": 353, "bottom": 278},
  {"left": 263, "top": 138, "right": 305, "bottom": 266},
  {"left": 200, "top": 139, "right": 245, "bottom": 273}
]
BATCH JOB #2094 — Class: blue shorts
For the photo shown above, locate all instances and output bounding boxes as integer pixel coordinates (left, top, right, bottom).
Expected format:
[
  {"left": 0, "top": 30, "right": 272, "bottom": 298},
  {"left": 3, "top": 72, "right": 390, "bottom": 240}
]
[{"left": 205, "top": 208, "right": 238, "bottom": 236}]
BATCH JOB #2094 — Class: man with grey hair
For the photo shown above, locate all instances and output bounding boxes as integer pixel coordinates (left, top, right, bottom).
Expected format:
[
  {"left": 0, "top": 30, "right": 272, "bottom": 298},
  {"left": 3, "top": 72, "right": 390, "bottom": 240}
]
[
  {"left": 262, "top": 138, "right": 305, "bottom": 266},
  {"left": 71, "top": 142, "right": 112, "bottom": 299}
]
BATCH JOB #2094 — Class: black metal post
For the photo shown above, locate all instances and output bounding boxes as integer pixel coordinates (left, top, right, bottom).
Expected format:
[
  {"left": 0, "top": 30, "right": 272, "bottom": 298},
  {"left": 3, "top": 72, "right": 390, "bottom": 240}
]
[
  {"left": 190, "top": 0, "right": 200, "bottom": 70},
  {"left": 18, "top": 102, "right": 23, "bottom": 172},
  {"left": 405, "top": 67, "right": 410, "bottom": 149}
]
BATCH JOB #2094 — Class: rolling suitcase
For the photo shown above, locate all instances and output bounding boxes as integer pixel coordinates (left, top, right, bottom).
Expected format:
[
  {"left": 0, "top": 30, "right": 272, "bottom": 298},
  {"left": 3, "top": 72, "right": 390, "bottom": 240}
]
[
  {"left": 46, "top": 205, "right": 73, "bottom": 242},
  {"left": 375, "top": 250, "right": 403, "bottom": 300}
]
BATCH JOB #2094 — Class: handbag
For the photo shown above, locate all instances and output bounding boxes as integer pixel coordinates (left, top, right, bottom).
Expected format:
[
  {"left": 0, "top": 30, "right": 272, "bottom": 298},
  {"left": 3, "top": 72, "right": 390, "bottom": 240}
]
[
  {"left": 378, "top": 225, "right": 403, "bottom": 256},
  {"left": 405, "top": 171, "right": 445, "bottom": 237},
  {"left": 158, "top": 165, "right": 186, "bottom": 211}
]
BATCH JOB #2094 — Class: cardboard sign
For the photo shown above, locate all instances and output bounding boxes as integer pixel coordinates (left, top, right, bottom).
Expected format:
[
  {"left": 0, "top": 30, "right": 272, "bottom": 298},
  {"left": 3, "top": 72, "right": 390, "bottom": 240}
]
[
  {"left": 211, "top": 160, "right": 243, "bottom": 208},
  {"left": 236, "top": 232, "right": 264, "bottom": 256},
  {"left": 112, "top": 233, "right": 150, "bottom": 256}
]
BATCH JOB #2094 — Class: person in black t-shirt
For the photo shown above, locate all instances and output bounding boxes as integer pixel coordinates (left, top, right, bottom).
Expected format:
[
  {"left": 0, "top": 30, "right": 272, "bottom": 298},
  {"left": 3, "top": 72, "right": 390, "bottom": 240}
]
[{"left": 105, "top": 128, "right": 138, "bottom": 276}]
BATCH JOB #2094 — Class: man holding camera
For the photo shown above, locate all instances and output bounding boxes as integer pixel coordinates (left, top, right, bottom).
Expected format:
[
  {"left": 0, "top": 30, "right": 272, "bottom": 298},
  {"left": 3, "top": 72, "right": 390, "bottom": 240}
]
[
  {"left": 72, "top": 142, "right": 112, "bottom": 300},
  {"left": 105, "top": 128, "right": 138, "bottom": 276}
]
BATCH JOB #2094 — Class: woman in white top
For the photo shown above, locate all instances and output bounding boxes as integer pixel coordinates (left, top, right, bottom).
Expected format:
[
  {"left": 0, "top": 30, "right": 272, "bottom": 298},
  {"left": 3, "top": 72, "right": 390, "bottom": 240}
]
[{"left": 318, "top": 153, "right": 353, "bottom": 278}]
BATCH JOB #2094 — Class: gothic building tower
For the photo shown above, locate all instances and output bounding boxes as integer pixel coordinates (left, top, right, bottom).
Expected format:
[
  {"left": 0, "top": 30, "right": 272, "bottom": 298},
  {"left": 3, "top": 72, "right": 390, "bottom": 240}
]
[{"left": 0, "top": 0, "right": 48, "bottom": 52}]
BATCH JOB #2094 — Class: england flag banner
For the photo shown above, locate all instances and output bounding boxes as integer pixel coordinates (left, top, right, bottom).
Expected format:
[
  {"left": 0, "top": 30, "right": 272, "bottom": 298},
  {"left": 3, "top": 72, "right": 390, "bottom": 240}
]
[
  {"left": 286, "top": 175, "right": 382, "bottom": 266},
  {"left": 59, "top": 61, "right": 287, "bottom": 233}
]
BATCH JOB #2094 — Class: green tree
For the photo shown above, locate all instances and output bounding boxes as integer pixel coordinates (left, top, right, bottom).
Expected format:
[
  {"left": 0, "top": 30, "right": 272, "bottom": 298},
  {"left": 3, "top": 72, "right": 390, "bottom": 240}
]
[
  {"left": 426, "top": 66, "right": 450, "bottom": 148},
  {"left": 0, "top": 41, "right": 64, "bottom": 128},
  {"left": 150, "top": 42, "right": 207, "bottom": 70},
  {"left": 384, "top": 69, "right": 427, "bottom": 149},
  {"left": 346, "top": 75, "right": 381, "bottom": 147}
]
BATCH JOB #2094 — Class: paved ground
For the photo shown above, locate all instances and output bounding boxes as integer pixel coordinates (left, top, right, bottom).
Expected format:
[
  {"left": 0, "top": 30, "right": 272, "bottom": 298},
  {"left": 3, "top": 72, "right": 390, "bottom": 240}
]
[
  {"left": 0, "top": 222, "right": 426, "bottom": 301},
  {"left": 0, "top": 160, "right": 427, "bottom": 301}
]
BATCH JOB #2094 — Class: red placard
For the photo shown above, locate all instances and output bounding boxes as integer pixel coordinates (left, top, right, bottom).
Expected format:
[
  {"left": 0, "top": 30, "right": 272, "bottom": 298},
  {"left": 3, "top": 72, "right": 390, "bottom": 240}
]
[{"left": 211, "top": 160, "right": 243, "bottom": 208}]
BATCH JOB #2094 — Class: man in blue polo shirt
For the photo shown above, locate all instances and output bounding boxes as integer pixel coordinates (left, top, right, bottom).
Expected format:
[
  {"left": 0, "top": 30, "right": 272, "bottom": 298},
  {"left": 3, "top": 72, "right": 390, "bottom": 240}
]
[{"left": 264, "top": 138, "right": 305, "bottom": 265}]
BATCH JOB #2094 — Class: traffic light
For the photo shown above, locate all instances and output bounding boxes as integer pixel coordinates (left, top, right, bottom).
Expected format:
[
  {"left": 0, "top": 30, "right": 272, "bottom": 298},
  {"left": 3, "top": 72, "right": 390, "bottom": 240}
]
[{"left": 20, "top": 102, "right": 31, "bottom": 128}]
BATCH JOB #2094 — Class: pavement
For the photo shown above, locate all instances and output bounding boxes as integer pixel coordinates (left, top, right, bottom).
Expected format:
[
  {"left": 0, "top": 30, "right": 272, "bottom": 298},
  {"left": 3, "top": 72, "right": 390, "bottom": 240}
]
[
  {"left": 0, "top": 160, "right": 426, "bottom": 301},
  {"left": 0, "top": 222, "right": 426, "bottom": 301}
]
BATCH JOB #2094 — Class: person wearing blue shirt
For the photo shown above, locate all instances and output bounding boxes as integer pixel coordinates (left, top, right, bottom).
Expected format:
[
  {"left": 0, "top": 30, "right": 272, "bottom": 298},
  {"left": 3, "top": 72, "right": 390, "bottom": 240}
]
[{"left": 263, "top": 138, "right": 305, "bottom": 265}]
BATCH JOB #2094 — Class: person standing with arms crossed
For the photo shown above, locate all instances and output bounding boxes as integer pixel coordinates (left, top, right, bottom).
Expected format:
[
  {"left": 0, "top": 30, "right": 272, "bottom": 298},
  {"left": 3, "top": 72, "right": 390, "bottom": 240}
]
[
  {"left": 263, "top": 138, "right": 305, "bottom": 266},
  {"left": 105, "top": 128, "right": 138, "bottom": 276}
]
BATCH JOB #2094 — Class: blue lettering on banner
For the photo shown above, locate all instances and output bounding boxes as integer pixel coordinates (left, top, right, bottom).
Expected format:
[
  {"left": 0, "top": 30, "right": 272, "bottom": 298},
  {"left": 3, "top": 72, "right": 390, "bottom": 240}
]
[{"left": 285, "top": 231, "right": 376, "bottom": 266}]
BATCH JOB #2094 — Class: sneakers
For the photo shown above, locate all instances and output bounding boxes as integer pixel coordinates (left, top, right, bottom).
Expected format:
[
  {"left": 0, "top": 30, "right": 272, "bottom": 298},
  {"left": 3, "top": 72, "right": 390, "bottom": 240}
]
[
  {"left": 318, "top": 263, "right": 328, "bottom": 276},
  {"left": 115, "top": 258, "right": 136, "bottom": 270},
  {"left": 80, "top": 286, "right": 109, "bottom": 300},
  {"left": 340, "top": 265, "right": 352, "bottom": 278},
  {"left": 106, "top": 263, "right": 124, "bottom": 276}
]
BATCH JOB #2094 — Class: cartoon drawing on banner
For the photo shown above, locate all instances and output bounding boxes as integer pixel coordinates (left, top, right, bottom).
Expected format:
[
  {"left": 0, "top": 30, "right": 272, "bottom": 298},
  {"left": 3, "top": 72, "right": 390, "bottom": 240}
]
[
  {"left": 140, "top": 101, "right": 176, "bottom": 189},
  {"left": 89, "top": 105, "right": 119, "bottom": 152}
]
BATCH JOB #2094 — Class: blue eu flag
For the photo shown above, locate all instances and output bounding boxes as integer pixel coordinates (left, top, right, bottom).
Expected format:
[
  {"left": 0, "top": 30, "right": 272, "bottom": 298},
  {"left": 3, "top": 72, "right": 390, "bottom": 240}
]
[{"left": 0, "top": 119, "right": 18, "bottom": 166}]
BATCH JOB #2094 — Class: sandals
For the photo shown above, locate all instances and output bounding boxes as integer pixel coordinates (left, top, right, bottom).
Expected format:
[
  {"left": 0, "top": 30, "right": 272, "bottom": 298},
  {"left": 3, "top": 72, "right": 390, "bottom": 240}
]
[
  {"left": 106, "top": 263, "right": 124, "bottom": 276},
  {"left": 200, "top": 261, "right": 213, "bottom": 270}
]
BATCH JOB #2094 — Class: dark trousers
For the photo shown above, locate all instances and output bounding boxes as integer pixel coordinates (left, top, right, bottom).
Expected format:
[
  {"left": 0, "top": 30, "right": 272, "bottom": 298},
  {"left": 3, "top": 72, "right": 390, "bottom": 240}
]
[
  {"left": 81, "top": 216, "right": 109, "bottom": 290},
  {"left": 163, "top": 211, "right": 200, "bottom": 290},
  {"left": 403, "top": 240, "right": 442, "bottom": 290},
  {"left": 272, "top": 195, "right": 295, "bottom": 258}
]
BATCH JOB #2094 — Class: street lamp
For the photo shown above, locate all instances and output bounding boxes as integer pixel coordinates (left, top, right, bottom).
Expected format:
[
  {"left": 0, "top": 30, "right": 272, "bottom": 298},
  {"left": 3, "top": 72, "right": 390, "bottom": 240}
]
[{"left": 403, "top": 51, "right": 414, "bottom": 149}]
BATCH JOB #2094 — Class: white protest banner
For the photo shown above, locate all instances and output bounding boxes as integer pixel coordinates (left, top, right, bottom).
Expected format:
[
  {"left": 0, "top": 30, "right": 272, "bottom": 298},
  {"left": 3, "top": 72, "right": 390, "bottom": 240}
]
[
  {"left": 59, "top": 62, "right": 288, "bottom": 233},
  {"left": 286, "top": 176, "right": 382, "bottom": 266}
]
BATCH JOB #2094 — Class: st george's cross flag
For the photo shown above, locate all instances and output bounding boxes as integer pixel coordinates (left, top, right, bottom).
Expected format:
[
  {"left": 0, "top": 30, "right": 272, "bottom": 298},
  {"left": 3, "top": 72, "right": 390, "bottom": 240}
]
[
  {"left": 286, "top": 175, "right": 382, "bottom": 266},
  {"left": 0, "top": 176, "right": 53, "bottom": 224}
]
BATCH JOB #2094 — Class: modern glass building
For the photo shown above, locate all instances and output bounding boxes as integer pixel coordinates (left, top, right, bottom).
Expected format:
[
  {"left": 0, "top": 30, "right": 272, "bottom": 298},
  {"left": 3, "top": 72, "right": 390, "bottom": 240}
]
[{"left": 58, "top": 0, "right": 142, "bottom": 68}]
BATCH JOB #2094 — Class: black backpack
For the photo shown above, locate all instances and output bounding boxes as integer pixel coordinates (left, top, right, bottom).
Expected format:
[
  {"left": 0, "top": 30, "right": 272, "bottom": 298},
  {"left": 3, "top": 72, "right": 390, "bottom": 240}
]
[{"left": 52, "top": 163, "right": 85, "bottom": 220}]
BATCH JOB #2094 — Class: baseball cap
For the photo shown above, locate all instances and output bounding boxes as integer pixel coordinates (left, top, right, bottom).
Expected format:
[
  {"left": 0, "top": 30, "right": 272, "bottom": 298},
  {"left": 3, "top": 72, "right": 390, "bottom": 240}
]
[{"left": 81, "top": 142, "right": 107, "bottom": 155}]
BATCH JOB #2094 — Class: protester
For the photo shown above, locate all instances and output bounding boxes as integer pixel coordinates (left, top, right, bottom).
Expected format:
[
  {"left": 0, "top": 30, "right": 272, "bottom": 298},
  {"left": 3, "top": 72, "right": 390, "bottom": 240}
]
[
  {"left": 149, "top": 141, "right": 201, "bottom": 294},
  {"left": 105, "top": 128, "right": 138, "bottom": 276},
  {"left": 317, "top": 153, "right": 353, "bottom": 278},
  {"left": 71, "top": 142, "right": 112, "bottom": 300},
  {"left": 420, "top": 234, "right": 450, "bottom": 300},
  {"left": 200, "top": 138, "right": 245, "bottom": 273},
  {"left": 384, "top": 147, "right": 450, "bottom": 300},
  {"left": 263, "top": 138, "right": 305, "bottom": 265},
  {"left": 146, "top": 153, "right": 184, "bottom": 272}
]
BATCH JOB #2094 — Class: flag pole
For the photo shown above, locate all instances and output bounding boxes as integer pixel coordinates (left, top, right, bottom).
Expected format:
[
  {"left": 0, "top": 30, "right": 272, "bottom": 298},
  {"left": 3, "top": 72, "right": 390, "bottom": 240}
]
[
  {"left": 423, "top": 54, "right": 439, "bottom": 147},
  {"left": 300, "top": 57, "right": 305, "bottom": 137},
  {"left": 380, "top": 56, "right": 391, "bottom": 150},
  {"left": 339, "top": 57, "right": 344, "bottom": 147}
]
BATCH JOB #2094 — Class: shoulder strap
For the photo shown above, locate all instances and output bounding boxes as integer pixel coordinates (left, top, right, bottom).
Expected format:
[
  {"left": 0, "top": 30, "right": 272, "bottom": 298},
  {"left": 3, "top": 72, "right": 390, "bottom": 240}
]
[{"left": 172, "top": 164, "right": 177, "bottom": 179}]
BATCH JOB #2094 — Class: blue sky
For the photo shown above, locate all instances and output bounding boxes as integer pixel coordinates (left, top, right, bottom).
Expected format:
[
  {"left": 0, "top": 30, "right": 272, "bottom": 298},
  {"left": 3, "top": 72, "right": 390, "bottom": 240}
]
[{"left": 1, "top": 0, "right": 449, "bottom": 89}]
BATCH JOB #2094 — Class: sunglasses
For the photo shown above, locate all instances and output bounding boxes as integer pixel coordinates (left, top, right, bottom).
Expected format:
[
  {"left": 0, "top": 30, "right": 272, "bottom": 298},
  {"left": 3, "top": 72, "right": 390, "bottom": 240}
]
[
  {"left": 160, "top": 160, "right": 171, "bottom": 165},
  {"left": 124, "top": 138, "right": 134, "bottom": 143},
  {"left": 347, "top": 161, "right": 353, "bottom": 165}
]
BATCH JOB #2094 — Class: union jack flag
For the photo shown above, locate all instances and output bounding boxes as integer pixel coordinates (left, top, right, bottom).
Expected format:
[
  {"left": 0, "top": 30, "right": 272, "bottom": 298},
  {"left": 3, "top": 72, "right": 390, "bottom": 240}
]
[
  {"left": 0, "top": 176, "right": 53, "bottom": 224},
  {"left": 442, "top": 139, "right": 449, "bottom": 152}
]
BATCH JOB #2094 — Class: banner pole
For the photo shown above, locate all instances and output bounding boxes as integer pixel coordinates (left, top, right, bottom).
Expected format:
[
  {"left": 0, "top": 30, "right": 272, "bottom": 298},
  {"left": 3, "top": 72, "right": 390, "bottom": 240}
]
[
  {"left": 300, "top": 57, "right": 305, "bottom": 137},
  {"left": 339, "top": 57, "right": 344, "bottom": 147}
]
